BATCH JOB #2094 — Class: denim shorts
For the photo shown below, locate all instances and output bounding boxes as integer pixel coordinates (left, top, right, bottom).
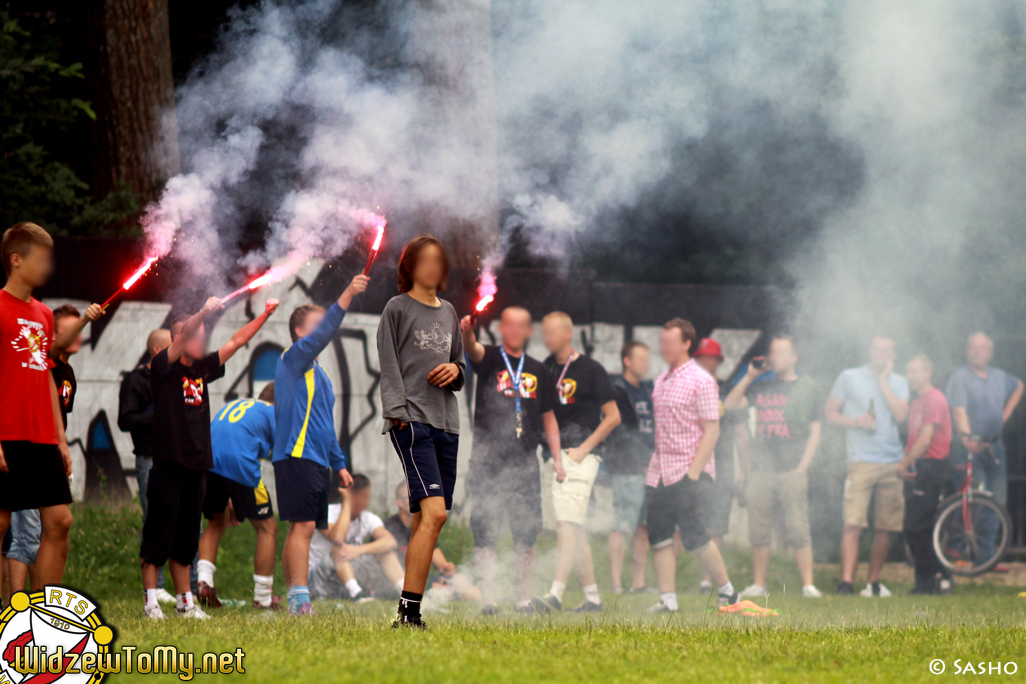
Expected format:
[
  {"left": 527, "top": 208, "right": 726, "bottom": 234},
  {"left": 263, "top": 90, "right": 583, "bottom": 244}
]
[
  {"left": 611, "top": 474, "right": 647, "bottom": 534},
  {"left": 7, "top": 508, "right": 42, "bottom": 566}
]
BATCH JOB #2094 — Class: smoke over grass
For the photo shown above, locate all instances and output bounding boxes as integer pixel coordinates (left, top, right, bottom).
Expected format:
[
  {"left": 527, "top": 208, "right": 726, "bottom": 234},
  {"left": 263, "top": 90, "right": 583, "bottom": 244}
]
[{"left": 139, "top": 0, "right": 1025, "bottom": 359}]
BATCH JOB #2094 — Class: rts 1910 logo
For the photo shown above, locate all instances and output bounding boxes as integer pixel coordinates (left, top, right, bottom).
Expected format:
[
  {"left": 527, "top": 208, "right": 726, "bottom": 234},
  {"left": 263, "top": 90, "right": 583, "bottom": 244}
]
[{"left": 0, "top": 586, "right": 114, "bottom": 684}]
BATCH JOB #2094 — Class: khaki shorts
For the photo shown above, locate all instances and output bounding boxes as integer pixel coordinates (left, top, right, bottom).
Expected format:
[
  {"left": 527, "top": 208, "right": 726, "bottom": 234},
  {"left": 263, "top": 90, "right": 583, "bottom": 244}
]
[
  {"left": 843, "top": 461, "right": 904, "bottom": 532},
  {"left": 551, "top": 451, "right": 601, "bottom": 525},
  {"left": 746, "top": 470, "right": 811, "bottom": 549}
]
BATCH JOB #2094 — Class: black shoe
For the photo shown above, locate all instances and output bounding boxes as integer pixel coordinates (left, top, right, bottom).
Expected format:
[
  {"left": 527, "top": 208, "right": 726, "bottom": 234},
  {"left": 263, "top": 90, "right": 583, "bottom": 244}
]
[
  {"left": 571, "top": 600, "right": 603, "bottom": 613},
  {"left": 836, "top": 581, "right": 854, "bottom": 595},
  {"left": 481, "top": 603, "right": 499, "bottom": 616},
  {"left": 530, "top": 594, "right": 562, "bottom": 613},
  {"left": 909, "top": 585, "right": 935, "bottom": 595},
  {"left": 392, "top": 612, "right": 427, "bottom": 629},
  {"left": 718, "top": 592, "right": 740, "bottom": 608}
]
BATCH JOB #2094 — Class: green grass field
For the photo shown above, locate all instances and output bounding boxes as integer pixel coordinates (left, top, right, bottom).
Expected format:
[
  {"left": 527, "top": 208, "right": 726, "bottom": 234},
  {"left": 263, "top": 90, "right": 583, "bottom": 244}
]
[{"left": 54, "top": 504, "right": 1026, "bottom": 682}]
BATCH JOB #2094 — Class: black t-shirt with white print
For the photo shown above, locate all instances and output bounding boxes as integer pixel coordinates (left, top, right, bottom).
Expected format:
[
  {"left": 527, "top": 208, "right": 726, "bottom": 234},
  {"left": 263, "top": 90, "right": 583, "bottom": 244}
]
[
  {"left": 543, "top": 353, "right": 616, "bottom": 450},
  {"left": 151, "top": 348, "right": 225, "bottom": 470},
  {"left": 472, "top": 344, "right": 556, "bottom": 459}
]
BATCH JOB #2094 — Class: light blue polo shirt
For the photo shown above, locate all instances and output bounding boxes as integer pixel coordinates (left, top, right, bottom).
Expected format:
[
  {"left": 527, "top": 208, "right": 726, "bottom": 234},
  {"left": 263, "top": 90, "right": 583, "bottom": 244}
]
[{"left": 829, "top": 366, "right": 909, "bottom": 464}]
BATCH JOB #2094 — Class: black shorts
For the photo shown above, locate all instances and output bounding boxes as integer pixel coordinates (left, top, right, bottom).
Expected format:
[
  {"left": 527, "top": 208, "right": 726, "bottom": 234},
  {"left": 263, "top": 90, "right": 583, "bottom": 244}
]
[
  {"left": 0, "top": 441, "right": 73, "bottom": 512},
  {"left": 273, "top": 458, "right": 330, "bottom": 528},
  {"left": 646, "top": 473, "right": 713, "bottom": 552},
  {"left": 140, "top": 461, "right": 206, "bottom": 567},
  {"left": 388, "top": 422, "right": 459, "bottom": 513},
  {"left": 202, "top": 472, "right": 274, "bottom": 522},
  {"left": 468, "top": 454, "right": 542, "bottom": 548}
]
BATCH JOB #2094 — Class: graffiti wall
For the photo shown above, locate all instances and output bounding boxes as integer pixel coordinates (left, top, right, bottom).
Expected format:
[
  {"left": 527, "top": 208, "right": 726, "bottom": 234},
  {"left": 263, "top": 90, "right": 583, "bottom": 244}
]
[{"left": 50, "top": 259, "right": 764, "bottom": 538}]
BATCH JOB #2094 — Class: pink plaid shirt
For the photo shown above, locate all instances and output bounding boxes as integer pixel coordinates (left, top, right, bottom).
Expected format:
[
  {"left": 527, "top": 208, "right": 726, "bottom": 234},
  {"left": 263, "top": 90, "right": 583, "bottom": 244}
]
[{"left": 646, "top": 359, "right": 721, "bottom": 487}]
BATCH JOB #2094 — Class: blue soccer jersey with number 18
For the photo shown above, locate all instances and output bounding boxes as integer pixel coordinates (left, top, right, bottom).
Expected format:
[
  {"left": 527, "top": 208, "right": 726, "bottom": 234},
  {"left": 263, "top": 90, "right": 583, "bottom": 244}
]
[{"left": 211, "top": 399, "right": 275, "bottom": 487}]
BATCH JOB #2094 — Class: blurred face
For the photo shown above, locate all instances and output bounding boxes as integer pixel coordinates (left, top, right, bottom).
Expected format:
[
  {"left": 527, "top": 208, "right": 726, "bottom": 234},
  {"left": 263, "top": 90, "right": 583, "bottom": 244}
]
[
  {"left": 695, "top": 354, "right": 720, "bottom": 376},
  {"left": 966, "top": 334, "right": 993, "bottom": 369},
  {"left": 395, "top": 491, "right": 411, "bottom": 517},
  {"left": 11, "top": 245, "right": 53, "bottom": 288},
  {"left": 868, "top": 337, "right": 897, "bottom": 369},
  {"left": 542, "top": 317, "right": 573, "bottom": 354},
  {"left": 179, "top": 322, "right": 207, "bottom": 360},
  {"left": 660, "top": 326, "right": 690, "bottom": 366},
  {"left": 350, "top": 485, "right": 371, "bottom": 517},
  {"left": 412, "top": 243, "right": 445, "bottom": 289},
  {"left": 624, "top": 345, "right": 651, "bottom": 379},
  {"left": 55, "top": 315, "right": 82, "bottom": 355},
  {"left": 498, "top": 308, "right": 533, "bottom": 352},
  {"left": 906, "top": 358, "right": 932, "bottom": 393},
  {"left": 294, "top": 309, "right": 325, "bottom": 341},
  {"left": 769, "top": 338, "right": 797, "bottom": 374}
]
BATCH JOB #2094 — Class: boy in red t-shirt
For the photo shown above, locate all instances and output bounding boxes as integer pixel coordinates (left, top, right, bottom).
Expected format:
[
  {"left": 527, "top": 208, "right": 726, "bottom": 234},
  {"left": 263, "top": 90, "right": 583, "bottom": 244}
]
[
  {"left": 0, "top": 223, "right": 78, "bottom": 591},
  {"left": 898, "top": 354, "right": 954, "bottom": 594}
]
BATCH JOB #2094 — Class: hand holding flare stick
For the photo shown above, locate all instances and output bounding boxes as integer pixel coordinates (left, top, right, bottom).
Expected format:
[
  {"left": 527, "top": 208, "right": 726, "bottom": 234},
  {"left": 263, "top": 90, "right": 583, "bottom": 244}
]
[
  {"left": 101, "top": 256, "right": 160, "bottom": 310},
  {"left": 469, "top": 294, "right": 494, "bottom": 326}
]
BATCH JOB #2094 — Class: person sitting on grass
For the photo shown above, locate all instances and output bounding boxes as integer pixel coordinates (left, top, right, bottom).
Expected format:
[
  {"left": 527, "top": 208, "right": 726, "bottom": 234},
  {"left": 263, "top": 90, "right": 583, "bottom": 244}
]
[
  {"left": 383, "top": 480, "right": 480, "bottom": 604},
  {"left": 308, "top": 474, "right": 404, "bottom": 601}
]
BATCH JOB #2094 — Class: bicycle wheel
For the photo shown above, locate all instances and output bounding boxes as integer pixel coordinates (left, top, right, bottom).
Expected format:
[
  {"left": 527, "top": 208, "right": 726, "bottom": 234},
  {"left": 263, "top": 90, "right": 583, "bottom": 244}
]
[{"left": 932, "top": 492, "right": 1012, "bottom": 577}]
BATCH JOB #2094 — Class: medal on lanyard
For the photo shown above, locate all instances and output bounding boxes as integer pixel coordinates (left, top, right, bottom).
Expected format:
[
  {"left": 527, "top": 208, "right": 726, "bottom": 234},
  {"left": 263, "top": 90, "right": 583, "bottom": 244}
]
[
  {"left": 500, "top": 346, "right": 527, "bottom": 439},
  {"left": 555, "top": 350, "right": 575, "bottom": 405}
]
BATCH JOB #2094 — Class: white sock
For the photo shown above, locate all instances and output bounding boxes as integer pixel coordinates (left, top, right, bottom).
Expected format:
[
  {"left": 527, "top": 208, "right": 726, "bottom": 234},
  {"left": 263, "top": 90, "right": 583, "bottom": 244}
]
[
  {"left": 176, "top": 592, "right": 195, "bottom": 611},
  {"left": 253, "top": 574, "right": 273, "bottom": 607},
  {"left": 661, "top": 592, "right": 679, "bottom": 611},
  {"left": 395, "top": 577, "right": 405, "bottom": 593},
  {"left": 549, "top": 581, "right": 566, "bottom": 602},
  {"left": 345, "top": 579, "right": 363, "bottom": 598},
  {"left": 718, "top": 581, "right": 735, "bottom": 597},
  {"left": 197, "top": 560, "right": 216, "bottom": 587},
  {"left": 145, "top": 589, "right": 158, "bottom": 608},
  {"left": 583, "top": 584, "right": 601, "bottom": 604}
]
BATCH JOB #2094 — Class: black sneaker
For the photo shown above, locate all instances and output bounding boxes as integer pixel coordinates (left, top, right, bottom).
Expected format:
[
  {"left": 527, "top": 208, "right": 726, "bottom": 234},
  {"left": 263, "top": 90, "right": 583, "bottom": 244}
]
[
  {"left": 571, "top": 600, "right": 603, "bottom": 613},
  {"left": 481, "top": 603, "right": 499, "bottom": 616},
  {"left": 392, "top": 612, "right": 427, "bottom": 629},
  {"left": 718, "top": 591, "right": 740, "bottom": 608},
  {"left": 836, "top": 581, "right": 854, "bottom": 595},
  {"left": 530, "top": 594, "right": 562, "bottom": 613},
  {"left": 908, "top": 585, "right": 934, "bottom": 595}
]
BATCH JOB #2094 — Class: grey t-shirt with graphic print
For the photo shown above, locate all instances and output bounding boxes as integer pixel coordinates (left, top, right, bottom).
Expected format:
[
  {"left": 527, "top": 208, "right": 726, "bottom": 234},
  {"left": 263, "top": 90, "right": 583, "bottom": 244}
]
[{"left": 377, "top": 293, "right": 466, "bottom": 434}]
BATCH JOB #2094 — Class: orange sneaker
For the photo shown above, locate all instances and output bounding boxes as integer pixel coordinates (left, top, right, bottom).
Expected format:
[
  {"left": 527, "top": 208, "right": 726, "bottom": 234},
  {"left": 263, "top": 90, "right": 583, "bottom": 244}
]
[{"left": 717, "top": 599, "right": 779, "bottom": 617}]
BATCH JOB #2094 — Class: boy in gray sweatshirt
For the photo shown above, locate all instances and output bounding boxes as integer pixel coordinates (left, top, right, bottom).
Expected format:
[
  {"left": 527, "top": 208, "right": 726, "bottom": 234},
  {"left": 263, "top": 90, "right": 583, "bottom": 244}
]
[{"left": 376, "top": 234, "right": 465, "bottom": 628}]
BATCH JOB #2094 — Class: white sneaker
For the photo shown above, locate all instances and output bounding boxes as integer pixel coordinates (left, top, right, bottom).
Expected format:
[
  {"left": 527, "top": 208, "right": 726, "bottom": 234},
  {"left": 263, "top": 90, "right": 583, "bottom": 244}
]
[
  {"left": 177, "top": 605, "right": 211, "bottom": 619},
  {"left": 859, "top": 582, "right": 891, "bottom": 598},
  {"left": 646, "top": 600, "right": 678, "bottom": 614},
  {"left": 155, "top": 588, "right": 176, "bottom": 604},
  {"left": 143, "top": 603, "right": 165, "bottom": 619},
  {"left": 802, "top": 585, "right": 822, "bottom": 598},
  {"left": 739, "top": 584, "right": 768, "bottom": 598}
]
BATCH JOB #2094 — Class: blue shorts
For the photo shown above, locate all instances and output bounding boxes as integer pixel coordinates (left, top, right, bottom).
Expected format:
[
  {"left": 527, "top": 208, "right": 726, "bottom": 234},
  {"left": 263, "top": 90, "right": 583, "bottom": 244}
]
[
  {"left": 611, "top": 474, "right": 647, "bottom": 535},
  {"left": 388, "top": 422, "right": 459, "bottom": 513},
  {"left": 273, "top": 458, "right": 331, "bottom": 529}
]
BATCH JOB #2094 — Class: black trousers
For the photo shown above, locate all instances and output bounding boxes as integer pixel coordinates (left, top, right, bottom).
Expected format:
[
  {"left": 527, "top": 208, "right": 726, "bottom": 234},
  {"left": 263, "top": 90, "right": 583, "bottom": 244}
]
[{"left": 903, "top": 458, "right": 953, "bottom": 588}]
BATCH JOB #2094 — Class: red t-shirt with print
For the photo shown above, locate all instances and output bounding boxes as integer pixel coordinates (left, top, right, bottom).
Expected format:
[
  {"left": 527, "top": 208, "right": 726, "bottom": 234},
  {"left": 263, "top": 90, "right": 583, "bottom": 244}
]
[
  {"left": 0, "top": 290, "right": 57, "bottom": 444},
  {"left": 906, "top": 387, "right": 951, "bottom": 460}
]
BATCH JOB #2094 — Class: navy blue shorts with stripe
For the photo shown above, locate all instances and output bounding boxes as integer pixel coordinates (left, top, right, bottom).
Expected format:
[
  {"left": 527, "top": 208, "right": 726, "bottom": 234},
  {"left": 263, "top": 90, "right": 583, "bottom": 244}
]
[{"left": 388, "top": 421, "right": 459, "bottom": 513}]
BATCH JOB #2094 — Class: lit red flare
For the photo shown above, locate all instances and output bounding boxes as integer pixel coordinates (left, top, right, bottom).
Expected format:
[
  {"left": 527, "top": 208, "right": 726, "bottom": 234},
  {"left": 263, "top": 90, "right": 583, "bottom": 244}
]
[
  {"left": 101, "top": 256, "right": 159, "bottom": 310},
  {"left": 362, "top": 218, "right": 387, "bottom": 276},
  {"left": 470, "top": 294, "right": 495, "bottom": 325},
  {"left": 221, "top": 266, "right": 288, "bottom": 304}
]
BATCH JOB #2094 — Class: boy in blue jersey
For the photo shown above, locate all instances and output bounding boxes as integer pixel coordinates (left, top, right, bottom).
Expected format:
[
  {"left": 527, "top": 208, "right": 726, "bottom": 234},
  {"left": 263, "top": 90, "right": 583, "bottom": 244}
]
[
  {"left": 275, "top": 273, "right": 368, "bottom": 615},
  {"left": 196, "top": 383, "right": 278, "bottom": 610},
  {"left": 377, "top": 235, "right": 465, "bottom": 628}
]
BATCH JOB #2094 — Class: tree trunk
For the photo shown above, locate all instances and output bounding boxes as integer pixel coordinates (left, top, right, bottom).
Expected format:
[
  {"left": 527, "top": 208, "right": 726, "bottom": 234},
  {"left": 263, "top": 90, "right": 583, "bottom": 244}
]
[{"left": 89, "top": 0, "right": 180, "bottom": 206}]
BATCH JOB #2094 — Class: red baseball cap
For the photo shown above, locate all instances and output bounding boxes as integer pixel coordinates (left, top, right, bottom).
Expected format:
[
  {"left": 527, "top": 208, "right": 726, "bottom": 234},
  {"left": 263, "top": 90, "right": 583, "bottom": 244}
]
[{"left": 694, "top": 337, "right": 723, "bottom": 360}]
